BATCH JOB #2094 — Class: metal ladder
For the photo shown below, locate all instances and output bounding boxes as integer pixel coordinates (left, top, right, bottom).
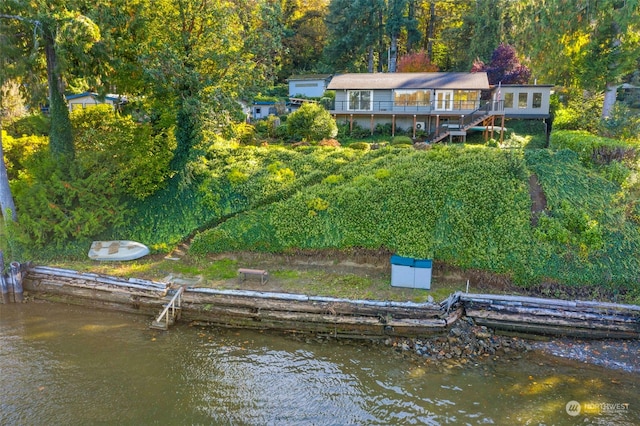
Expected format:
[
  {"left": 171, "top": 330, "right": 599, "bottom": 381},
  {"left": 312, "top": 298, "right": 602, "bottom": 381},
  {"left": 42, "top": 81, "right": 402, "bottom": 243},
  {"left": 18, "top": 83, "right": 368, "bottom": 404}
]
[{"left": 150, "top": 286, "right": 185, "bottom": 330}]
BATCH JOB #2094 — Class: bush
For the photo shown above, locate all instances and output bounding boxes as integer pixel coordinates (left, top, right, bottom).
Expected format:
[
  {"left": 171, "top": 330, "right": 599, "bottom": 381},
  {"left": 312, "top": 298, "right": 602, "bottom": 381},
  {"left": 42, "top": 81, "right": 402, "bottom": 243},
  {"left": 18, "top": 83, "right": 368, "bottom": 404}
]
[
  {"left": 71, "top": 105, "right": 175, "bottom": 199},
  {"left": 286, "top": 103, "right": 338, "bottom": 142},
  {"left": 391, "top": 135, "right": 413, "bottom": 145},
  {"left": 1, "top": 132, "right": 48, "bottom": 180},
  {"left": 348, "top": 142, "right": 370, "bottom": 151},
  {"left": 550, "top": 130, "right": 637, "bottom": 166},
  {"left": 318, "top": 138, "right": 341, "bottom": 147},
  {"left": 5, "top": 113, "right": 50, "bottom": 137},
  {"left": 11, "top": 151, "right": 127, "bottom": 248}
]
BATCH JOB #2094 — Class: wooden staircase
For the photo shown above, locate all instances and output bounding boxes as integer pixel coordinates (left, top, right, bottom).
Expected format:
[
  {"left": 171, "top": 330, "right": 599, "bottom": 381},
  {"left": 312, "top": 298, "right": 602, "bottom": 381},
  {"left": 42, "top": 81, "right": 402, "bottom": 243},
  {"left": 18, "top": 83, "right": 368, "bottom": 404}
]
[
  {"left": 427, "top": 102, "right": 504, "bottom": 144},
  {"left": 150, "top": 286, "right": 185, "bottom": 330}
]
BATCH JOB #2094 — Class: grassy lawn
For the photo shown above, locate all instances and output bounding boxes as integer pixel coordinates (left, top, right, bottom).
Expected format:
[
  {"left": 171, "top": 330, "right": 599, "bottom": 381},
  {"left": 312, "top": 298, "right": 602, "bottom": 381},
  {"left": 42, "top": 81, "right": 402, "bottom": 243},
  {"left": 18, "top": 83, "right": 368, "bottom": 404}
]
[{"left": 44, "top": 252, "right": 475, "bottom": 303}]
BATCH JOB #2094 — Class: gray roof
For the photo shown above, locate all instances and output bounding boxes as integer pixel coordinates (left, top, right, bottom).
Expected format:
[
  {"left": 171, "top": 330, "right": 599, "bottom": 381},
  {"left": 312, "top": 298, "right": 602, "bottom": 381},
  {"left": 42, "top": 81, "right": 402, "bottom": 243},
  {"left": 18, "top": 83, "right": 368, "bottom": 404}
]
[{"left": 327, "top": 72, "right": 490, "bottom": 90}]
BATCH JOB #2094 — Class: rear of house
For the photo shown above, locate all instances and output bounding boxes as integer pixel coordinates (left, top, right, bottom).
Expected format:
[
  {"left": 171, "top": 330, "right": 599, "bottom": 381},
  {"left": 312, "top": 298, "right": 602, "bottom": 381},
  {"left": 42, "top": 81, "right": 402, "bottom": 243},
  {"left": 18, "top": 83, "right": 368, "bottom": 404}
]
[{"left": 327, "top": 72, "right": 552, "bottom": 141}]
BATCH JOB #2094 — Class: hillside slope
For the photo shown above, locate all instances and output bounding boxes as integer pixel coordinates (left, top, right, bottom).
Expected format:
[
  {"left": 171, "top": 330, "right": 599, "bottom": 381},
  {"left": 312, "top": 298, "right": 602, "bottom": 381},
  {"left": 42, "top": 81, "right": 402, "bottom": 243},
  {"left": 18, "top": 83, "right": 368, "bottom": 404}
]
[{"left": 119, "top": 142, "right": 640, "bottom": 291}]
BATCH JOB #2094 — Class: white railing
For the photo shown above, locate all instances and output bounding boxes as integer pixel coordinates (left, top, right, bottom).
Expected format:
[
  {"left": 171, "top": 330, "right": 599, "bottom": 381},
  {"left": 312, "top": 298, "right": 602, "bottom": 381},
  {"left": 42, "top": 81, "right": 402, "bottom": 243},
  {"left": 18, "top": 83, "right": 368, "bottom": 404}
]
[{"left": 153, "top": 286, "right": 185, "bottom": 329}]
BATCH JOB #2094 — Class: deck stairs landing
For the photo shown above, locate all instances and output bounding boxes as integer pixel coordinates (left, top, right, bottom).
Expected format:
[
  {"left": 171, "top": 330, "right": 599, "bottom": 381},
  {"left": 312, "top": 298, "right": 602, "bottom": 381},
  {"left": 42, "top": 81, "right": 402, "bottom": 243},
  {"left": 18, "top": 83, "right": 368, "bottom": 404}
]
[{"left": 150, "top": 286, "right": 185, "bottom": 330}]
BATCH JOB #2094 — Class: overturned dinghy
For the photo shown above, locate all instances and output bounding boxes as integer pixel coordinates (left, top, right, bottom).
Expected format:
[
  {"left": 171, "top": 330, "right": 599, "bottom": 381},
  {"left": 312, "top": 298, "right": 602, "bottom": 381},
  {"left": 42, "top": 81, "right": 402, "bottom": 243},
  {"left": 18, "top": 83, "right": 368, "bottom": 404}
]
[{"left": 88, "top": 241, "right": 150, "bottom": 261}]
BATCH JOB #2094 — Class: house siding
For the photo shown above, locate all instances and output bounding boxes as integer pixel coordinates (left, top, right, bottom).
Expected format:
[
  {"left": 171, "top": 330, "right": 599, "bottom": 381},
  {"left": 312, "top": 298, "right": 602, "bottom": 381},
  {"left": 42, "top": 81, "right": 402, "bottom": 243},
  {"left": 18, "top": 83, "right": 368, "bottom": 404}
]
[{"left": 500, "top": 85, "right": 552, "bottom": 118}]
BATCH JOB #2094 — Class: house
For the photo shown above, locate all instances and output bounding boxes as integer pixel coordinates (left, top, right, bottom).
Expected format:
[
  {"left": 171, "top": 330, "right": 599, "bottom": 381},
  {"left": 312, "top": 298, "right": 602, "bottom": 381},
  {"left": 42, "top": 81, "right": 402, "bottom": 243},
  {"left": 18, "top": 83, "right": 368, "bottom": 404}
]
[
  {"left": 65, "top": 92, "right": 127, "bottom": 112},
  {"left": 287, "top": 74, "right": 332, "bottom": 113},
  {"left": 288, "top": 74, "right": 332, "bottom": 98},
  {"left": 251, "top": 100, "right": 278, "bottom": 120},
  {"left": 327, "top": 72, "right": 552, "bottom": 142}
]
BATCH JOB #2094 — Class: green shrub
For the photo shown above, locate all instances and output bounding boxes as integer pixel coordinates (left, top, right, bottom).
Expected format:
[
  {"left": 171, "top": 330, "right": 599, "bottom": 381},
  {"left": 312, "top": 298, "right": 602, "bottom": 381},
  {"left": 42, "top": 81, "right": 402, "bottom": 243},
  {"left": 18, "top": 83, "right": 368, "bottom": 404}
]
[
  {"left": 286, "top": 103, "right": 338, "bottom": 142},
  {"left": 391, "top": 135, "right": 413, "bottom": 145},
  {"left": 5, "top": 113, "right": 50, "bottom": 137},
  {"left": 348, "top": 142, "right": 370, "bottom": 151},
  {"left": 1, "top": 131, "right": 48, "bottom": 180},
  {"left": 71, "top": 105, "right": 174, "bottom": 199},
  {"left": 550, "top": 130, "right": 637, "bottom": 166},
  {"left": 12, "top": 151, "right": 127, "bottom": 248}
]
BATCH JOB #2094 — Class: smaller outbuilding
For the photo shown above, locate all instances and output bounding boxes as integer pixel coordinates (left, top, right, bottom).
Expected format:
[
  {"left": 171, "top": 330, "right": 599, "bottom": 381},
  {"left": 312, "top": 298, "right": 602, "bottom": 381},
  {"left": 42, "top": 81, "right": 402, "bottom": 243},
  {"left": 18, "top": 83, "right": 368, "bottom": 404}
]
[{"left": 65, "top": 92, "right": 127, "bottom": 112}]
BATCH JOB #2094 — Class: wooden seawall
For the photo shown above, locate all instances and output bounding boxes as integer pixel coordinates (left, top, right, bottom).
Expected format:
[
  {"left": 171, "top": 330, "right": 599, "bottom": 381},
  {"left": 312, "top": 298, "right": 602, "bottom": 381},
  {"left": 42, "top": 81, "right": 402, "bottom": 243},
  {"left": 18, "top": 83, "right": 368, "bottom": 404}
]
[
  {"left": 22, "top": 266, "right": 640, "bottom": 340},
  {"left": 23, "top": 266, "right": 458, "bottom": 338}
]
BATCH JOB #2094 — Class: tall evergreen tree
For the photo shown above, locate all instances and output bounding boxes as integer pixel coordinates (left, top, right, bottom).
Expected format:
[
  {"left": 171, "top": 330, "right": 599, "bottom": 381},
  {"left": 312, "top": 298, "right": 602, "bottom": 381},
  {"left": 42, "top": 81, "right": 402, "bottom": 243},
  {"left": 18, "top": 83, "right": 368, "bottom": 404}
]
[{"left": 510, "top": 0, "right": 640, "bottom": 117}]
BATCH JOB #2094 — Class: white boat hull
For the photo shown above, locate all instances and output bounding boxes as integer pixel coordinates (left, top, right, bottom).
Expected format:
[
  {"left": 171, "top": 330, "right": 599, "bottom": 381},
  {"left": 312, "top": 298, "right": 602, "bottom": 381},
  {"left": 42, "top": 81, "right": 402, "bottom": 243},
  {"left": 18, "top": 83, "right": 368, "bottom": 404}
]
[{"left": 88, "top": 241, "right": 150, "bottom": 261}]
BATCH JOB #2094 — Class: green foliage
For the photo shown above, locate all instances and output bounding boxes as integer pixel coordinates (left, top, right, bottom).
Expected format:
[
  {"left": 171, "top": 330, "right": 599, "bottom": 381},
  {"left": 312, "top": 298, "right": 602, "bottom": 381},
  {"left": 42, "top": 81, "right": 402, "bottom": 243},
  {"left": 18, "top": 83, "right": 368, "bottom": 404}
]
[
  {"left": 598, "top": 103, "right": 640, "bottom": 142},
  {"left": 390, "top": 135, "right": 413, "bottom": 145},
  {"left": 1, "top": 132, "right": 48, "bottom": 180},
  {"left": 348, "top": 142, "right": 371, "bottom": 151},
  {"left": 71, "top": 105, "right": 174, "bottom": 199},
  {"left": 286, "top": 103, "right": 338, "bottom": 142},
  {"left": 550, "top": 130, "right": 637, "bottom": 167},
  {"left": 11, "top": 151, "right": 126, "bottom": 249},
  {"left": 5, "top": 114, "right": 50, "bottom": 137},
  {"left": 231, "top": 122, "right": 257, "bottom": 145},
  {"left": 553, "top": 92, "right": 603, "bottom": 133}
]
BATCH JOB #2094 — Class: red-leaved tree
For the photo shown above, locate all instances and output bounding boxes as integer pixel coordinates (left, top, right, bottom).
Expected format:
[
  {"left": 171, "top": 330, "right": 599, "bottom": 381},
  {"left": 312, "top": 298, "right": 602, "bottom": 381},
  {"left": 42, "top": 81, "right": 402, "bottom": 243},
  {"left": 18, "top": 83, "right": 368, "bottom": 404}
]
[
  {"left": 396, "top": 50, "right": 439, "bottom": 72},
  {"left": 472, "top": 43, "right": 531, "bottom": 85}
]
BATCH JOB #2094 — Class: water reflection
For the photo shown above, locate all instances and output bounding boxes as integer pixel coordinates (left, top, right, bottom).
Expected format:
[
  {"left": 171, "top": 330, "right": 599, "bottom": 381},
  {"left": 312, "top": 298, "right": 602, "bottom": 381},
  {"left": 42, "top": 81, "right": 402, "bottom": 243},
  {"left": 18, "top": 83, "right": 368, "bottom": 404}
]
[{"left": 0, "top": 302, "right": 638, "bottom": 425}]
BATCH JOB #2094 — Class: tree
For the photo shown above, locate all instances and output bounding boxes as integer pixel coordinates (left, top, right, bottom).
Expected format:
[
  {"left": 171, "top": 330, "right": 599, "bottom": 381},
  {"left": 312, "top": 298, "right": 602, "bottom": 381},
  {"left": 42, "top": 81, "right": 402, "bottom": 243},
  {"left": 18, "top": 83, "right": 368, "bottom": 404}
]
[
  {"left": 278, "top": 0, "right": 328, "bottom": 80},
  {"left": 0, "top": 1, "right": 102, "bottom": 162},
  {"left": 471, "top": 43, "right": 531, "bottom": 85},
  {"left": 510, "top": 0, "right": 640, "bottom": 117},
  {"left": 136, "top": 0, "right": 284, "bottom": 172},
  {"left": 286, "top": 102, "right": 337, "bottom": 142},
  {"left": 396, "top": 50, "right": 438, "bottom": 72}
]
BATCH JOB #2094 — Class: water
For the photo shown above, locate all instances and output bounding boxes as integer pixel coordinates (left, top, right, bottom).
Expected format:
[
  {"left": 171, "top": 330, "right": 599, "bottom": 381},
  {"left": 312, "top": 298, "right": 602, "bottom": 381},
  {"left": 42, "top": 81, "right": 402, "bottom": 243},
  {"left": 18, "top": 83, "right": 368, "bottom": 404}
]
[{"left": 1, "top": 302, "right": 638, "bottom": 425}]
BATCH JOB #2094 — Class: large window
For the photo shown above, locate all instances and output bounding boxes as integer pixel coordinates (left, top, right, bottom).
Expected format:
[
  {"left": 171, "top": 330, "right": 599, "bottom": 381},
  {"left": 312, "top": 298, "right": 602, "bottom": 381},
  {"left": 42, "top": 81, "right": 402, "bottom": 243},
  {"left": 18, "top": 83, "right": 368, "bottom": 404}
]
[
  {"left": 532, "top": 92, "right": 542, "bottom": 109},
  {"left": 504, "top": 93, "right": 514, "bottom": 108},
  {"left": 453, "top": 90, "right": 479, "bottom": 109},
  {"left": 394, "top": 89, "right": 430, "bottom": 107},
  {"left": 518, "top": 93, "right": 528, "bottom": 109},
  {"left": 348, "top": 90, "right": 372, "bottom": 111}
]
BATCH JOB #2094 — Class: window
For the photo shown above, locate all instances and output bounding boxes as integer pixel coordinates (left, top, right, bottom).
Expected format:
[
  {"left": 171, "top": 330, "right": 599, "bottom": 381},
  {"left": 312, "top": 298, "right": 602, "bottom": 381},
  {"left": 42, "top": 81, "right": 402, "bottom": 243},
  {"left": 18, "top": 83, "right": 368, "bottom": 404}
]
[
  {"left": 532, "top": 92, "right": 542, "bottom": 109},
  {"left": 394, "top": 89, "right": 430, "bottom": 107},
  {"left": 255, "top": 108, "right": 262, "bottom": 114},
  {"left": 518, "top": 93, "right": 528, "bottom": 109},
  {"left": 504, "top": 93, "right": 514, "bottom": 108},
  {"left": 453, "top": 90, "right": 479, "bottom": 109},
  {"left": 348, "top": 90, "right": 372, "bottom": 110}
]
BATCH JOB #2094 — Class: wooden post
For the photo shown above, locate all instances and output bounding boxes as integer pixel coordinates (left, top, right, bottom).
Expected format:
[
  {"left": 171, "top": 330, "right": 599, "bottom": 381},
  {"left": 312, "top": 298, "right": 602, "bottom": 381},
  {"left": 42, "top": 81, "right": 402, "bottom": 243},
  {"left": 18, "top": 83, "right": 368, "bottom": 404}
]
[
  {"left": 500, "top": 115, "right": 505, "bottom": 143},
  {"left": 0, "top": 251, "right": 9, "bottom": 304},
  {"left": 392, "top": 115, "right": 396, "bottom": 137},
  {"left": 413, "top": 115, "right": 417, "bottom": 138},
  {"left": 370, "top": 114, "right": 374, "bottom": 135},
  {"left": 349, "top": 114, "right": 353, "bottom": 133}
]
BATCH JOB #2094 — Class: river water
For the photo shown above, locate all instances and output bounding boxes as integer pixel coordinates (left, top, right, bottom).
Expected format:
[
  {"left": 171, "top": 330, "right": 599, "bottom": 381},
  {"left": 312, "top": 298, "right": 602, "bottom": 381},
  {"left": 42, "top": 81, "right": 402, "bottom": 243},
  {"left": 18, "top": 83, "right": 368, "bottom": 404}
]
[{"left": 1, "top": 302, "right": 638, "bottom": 425}]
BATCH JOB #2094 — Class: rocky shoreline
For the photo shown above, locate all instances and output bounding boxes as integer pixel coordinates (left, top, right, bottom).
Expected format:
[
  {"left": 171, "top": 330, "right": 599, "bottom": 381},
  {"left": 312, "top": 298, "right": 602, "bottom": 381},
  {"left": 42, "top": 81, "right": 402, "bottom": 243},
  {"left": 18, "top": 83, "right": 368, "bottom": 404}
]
[{"left": 384, "top": 318, "right": 640, "bottom": 374}]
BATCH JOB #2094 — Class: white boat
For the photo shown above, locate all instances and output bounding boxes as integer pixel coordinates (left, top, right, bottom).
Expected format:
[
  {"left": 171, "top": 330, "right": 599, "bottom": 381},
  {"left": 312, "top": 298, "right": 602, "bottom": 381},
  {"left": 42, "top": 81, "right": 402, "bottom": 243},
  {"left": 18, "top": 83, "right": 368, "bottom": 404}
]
[{"left": 88, "top": 241, "right": 150, "bottom": 261}]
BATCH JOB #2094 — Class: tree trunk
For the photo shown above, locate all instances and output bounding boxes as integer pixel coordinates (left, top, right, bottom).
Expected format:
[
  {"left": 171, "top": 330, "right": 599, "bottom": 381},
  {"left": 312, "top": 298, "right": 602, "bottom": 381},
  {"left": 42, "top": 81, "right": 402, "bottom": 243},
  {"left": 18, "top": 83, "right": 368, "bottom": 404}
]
[
  {"left": 367, "top": 46, "right": 374, "bottom": 73},
  {"left": 0, "top": 124, "right": 17, "bottom": 222},
  {"left": 602, "top": 83, "right": 618, "bottom": 118},
  {"left": 427, "top": 2, "right": 435, "bottom": 61},
  {"left": 44, "top": 32, "right": 74, "bottom": 161},
  {"left": 389, "top": 35, "right": 398, "bottom": 72}
]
